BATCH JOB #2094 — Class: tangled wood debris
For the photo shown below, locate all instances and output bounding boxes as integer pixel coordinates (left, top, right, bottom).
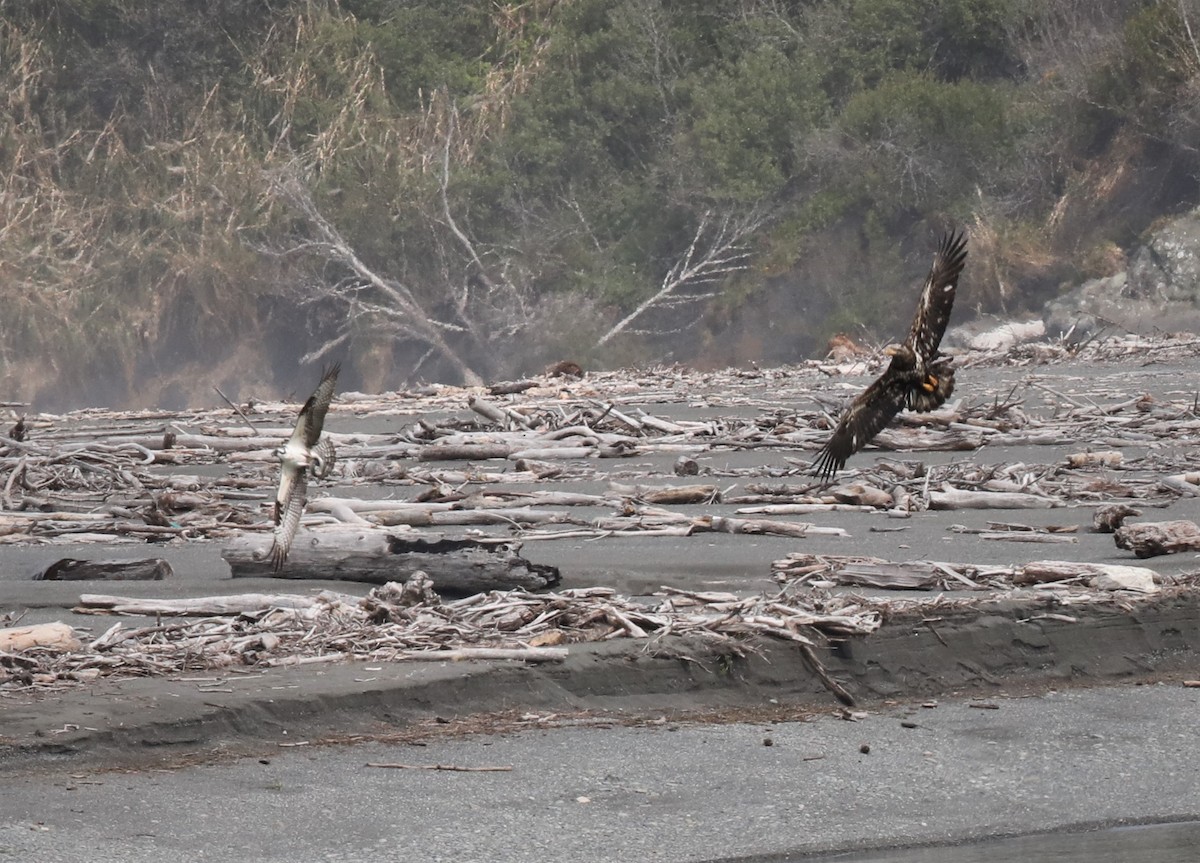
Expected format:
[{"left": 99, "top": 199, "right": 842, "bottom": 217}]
[
  {"left": 5, "top": 333, "right": 1200, "bottom": 695},
  {"left": 2, "top": 333, "right": 1200, "bottom": 547},
  {"left": 0, "top": 577, "right": 882, "bottom": 695}
]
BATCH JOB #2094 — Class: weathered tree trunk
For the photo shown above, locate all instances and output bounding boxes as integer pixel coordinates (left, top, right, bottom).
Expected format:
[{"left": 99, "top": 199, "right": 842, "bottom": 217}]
[
  {"left": 1114, "top": 520, "right": 1200, "bottom": 558},
  {"left": 927, "top": 488, "right": 1060, "bottom": 509},
  {"left": 418, "top": 443, "right": 517, "bottom": 461},
  {"left": 34, "top": 558, "right": 173, "bottom": 581},
  {"left": 833, "top": 562, "right": 944, "bottom": 590},
  {"left": 78, "top": 593, "right": 323, "bottom": 616},
  {"left": 608, "top": 483, "right": 720, "bottom": 505},
  {"left": 507, "top": 446, "right": 597, "bottom": 460},
  {"left": 222, "top": 528, "right": 560, "bottom": 593},
  {"left": 692, "top": 515, "right": 846, "bottom": 538},
  {"left": 1015, "top": 561, "right": 1158, "bottom": 592},
  {"left": 0, "top": 621, "right": 80, "bottom": 652},
  {"left": 872, "top": 427, "right": 985, "bottom": 451}
]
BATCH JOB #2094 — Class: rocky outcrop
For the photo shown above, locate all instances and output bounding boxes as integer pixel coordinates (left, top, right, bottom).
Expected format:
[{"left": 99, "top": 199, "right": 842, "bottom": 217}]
[
  {"left": 1126, "top": 214, "right": 1200, "bottom": 302},
  {"left": 944, "top": 318, "right": 1045, "bottom": 352},
  {"left": 1044, "top": 209, "right": 1200, "bottom": 340}
]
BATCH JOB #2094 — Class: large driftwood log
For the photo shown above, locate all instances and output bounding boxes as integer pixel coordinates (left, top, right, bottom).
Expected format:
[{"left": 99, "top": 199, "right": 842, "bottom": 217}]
[
  {"left": 1015, "top": 560, "right": 1158, "bottom": 592},
  {"left": 692, "top": 515, "right": 846, "bottom": 538},
  {"left": 1114, "top": 520, "right": 1200, "bottom": 558},
  {"left": 222, "top": 528, "right": 560, "bottom": 593},
  {"left": 418, "top": 443, "right": 517, "bottom": 461},
  {"left": 34, "top": 558, "right": 173, "bottom": 581},
  {"left": 0, "top": 621, "right": 81, "bottom": 652},
  {"left": 834, "top": 562, "right": 945, "bottom": 590},
  {"left": 78, "top": 592, "right": 323, "bottom": 615},
  {"left": 871, "top": 426, "right": 985, "bottom": 451},
  {"left": 927, "top": 488, "right": 1061, "bottom": 509},
  {"left": 608, "top": 482, "right": 720, "bottom": 505}
]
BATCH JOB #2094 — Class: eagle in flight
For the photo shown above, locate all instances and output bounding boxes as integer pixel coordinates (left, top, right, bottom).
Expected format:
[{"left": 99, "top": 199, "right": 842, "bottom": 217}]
[
  {"left": 269, "top": 363, "right": 340, "bottom": 571},
  {"left": 811, "top": 230, "right": 968, "bottom": 482}
]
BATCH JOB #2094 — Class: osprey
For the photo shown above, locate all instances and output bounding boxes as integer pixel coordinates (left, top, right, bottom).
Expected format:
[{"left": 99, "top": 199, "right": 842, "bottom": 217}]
[
  {"left": 811, "top": 230, "right": 968, "bottom": 482},
  {"left": 269, "top": 363, "right": 340, "bottom": 571}
]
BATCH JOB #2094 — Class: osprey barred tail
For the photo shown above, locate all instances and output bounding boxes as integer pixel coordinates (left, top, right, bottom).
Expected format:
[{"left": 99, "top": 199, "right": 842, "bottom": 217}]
[
  {"left": 811, "top": 231, "right": 967, "bottom": 482},
  {"left": 269, "top": 363, "right": 340, "bottom": 571}
]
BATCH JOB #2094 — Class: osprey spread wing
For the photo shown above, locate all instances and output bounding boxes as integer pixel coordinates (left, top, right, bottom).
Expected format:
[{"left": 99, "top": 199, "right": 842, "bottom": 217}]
[
  {"left": 811, "top": 231, "right": 967, "bottom": 482},
  {"left": 269, "top": 363, "right": 340, "bottom": 571}
]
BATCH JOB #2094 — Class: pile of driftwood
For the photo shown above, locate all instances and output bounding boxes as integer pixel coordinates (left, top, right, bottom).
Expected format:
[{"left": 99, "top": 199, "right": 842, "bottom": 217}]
[
  {"left": 3, "top": 333, "right": 1200, "bottom": 553},
  {"left": 0, "top": 577, "right": 880, "bottom": 695},
  {"left": 4, "top": 332, "right": 1200, "bottom": 696}
]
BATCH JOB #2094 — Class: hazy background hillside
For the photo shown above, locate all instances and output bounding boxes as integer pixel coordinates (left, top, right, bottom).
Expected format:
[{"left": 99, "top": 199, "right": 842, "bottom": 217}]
[{"left": 2, "top": 0, "right": 1199, "bottom": 408}]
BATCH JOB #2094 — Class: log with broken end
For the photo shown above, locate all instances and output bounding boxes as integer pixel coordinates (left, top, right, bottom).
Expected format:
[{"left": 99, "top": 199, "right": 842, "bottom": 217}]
[
  {"left": 0, "top": 621, "right": 81, "bottom": 652},
  {"left": 34, "top": 558, "right": 173, "bottom": 581},
  {"left": 222, "top": 527, "right": 560, "bottom": 593},
  {"left": 1113, "top": 519, "right": 1200, "bottom": 558}
]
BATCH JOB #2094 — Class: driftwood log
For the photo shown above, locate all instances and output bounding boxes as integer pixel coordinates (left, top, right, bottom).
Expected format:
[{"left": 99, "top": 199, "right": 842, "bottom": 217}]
[
  {"left": 1113, "top": 520, "right": 1200, "bottom": 558},
  {"left": 608, "top": 482, "right": 720, "bottom": 505},
  {"left": 77, "top": 592, "right": 322, "bottom": 615},
  {"left": 1012, "top": 560, "right": 1158, "bottom": 590},
  {"left": 927, "top": 488, "right": 1061, "bottom": 509},
  {"left": 834, "top": 561, "right": 947, "bottom": 590},
  {"left": 773, "top": 553, "right": 1162, "bottom": 594},
  {"left": 0, "top": 621, "right": 81, "bottom": 652},
  {"left": 34, "top": 558, "right": 173, "bottom": 581},
  {"left": 222, "top": 528, "right": 560, "bottom": 593}
]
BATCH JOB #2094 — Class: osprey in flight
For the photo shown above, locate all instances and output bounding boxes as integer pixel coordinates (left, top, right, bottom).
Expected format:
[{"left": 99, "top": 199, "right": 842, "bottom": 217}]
[
  {"left": 269, "top": 363, "right": 340, "bottom": 571},
  {"left": 811, "top": 230, "right": 968, "bottom": 482}
]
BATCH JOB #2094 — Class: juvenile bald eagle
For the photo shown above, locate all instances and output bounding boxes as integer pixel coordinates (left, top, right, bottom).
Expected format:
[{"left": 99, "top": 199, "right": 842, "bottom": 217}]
[
  {"left": 811, "top": 231, "right": 968, "bottom": 482},
  {"left": 270, "top": 363, "right": 340, "bottom": 571}
]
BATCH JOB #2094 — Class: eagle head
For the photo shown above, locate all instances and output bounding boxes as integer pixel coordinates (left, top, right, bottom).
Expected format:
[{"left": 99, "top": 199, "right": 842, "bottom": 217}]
[{"left": 883, "top": 343, "right": 918, "bottom": 371}]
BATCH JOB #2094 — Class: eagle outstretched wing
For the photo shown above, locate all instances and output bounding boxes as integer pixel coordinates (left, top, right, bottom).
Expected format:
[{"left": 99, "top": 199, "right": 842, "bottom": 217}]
[
  {"left": 904, "top": 230, "right": 968, "bottom": 362},
  {"left": 810, "top": 376, "right": 910, "bottom": 482},
  {"left": 811, "top": 230, "right": 967, "bottom": 482}
]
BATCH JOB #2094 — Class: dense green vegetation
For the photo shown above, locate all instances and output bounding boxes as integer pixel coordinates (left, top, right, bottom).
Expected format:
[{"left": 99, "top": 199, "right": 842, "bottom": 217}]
[{"left": 1, "top": 0, "right": 1198, "bottom": 406}]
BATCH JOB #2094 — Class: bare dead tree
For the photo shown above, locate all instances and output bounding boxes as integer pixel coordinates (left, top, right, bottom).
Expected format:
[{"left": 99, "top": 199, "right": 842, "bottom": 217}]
[
  {"left": 596, "top": 208, "right": 766, "bottom": 347},
  {"left": 435, "top": 106, "right": 536, "bottom": 346},
  {"left": 262, "top": 170, "right": 486, "bottom": 387}
]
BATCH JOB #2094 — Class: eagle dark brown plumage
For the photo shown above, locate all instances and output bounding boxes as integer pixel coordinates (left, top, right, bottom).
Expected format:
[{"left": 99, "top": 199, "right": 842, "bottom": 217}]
[{"left": 811, "top": 230, "right": 967, "bottom": 482}]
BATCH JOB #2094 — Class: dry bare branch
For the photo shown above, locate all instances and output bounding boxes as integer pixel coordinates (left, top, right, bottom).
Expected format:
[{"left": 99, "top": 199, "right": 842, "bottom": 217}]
[{"left": 596, "top": 208, "right": 767, "bottom": 347}]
